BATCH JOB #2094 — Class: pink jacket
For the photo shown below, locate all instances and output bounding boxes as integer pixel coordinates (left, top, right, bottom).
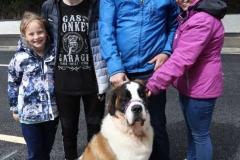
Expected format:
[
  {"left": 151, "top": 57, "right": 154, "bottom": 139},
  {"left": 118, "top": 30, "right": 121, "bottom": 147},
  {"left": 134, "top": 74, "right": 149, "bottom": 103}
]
[{"left": 146, "top": 0, "right": 226, "bottom": 98}]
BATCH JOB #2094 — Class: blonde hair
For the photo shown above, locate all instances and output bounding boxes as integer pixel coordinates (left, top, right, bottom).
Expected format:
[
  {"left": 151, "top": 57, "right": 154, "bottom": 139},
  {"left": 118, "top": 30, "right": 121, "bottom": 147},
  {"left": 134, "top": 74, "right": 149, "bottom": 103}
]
[{"left": 20, "top": 11, "right": 48, "bottom": 37}]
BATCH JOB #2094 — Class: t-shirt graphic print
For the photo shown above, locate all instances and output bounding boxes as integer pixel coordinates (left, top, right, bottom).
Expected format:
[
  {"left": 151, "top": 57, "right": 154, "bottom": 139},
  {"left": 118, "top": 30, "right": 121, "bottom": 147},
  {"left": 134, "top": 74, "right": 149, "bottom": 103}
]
[
  {"left": 55, "top": 0, "right": 97, "bottom": 94},
  {"left": 59, "top": 1, "right": 90, "bottom": 71}
]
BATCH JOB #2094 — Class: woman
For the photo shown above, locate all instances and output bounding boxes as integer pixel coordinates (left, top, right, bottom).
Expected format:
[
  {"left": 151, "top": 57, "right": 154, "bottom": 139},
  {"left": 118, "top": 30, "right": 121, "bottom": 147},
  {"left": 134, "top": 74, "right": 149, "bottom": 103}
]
[{"left": 146, "top": 0, "right": 227, "bottom": 159}]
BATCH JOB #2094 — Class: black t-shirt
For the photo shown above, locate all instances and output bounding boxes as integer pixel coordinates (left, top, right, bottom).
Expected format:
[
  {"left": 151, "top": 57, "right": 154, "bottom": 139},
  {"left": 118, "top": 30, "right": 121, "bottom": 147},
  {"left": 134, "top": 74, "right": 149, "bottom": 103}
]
[{"left": 55, "top": 0, "right": 97, "bottom": 95}]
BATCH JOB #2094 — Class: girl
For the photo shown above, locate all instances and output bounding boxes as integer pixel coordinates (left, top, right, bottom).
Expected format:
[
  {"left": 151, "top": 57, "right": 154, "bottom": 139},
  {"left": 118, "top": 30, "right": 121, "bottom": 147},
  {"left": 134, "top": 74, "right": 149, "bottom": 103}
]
[{"left": 8, "top": 11, "right": 59, "bottom": 160}]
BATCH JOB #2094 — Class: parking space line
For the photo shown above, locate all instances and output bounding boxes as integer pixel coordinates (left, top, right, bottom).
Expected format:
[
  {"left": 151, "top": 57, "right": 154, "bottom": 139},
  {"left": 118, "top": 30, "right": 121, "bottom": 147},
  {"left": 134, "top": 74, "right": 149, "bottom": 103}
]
[
  {"left": 0, "top": 134, "right": 26, "bottom": 144},
  {"left": 0, "top": 150, "right": 18, "bottom": 160},
  {"left": 0, "top": 64, "right": 8, "bottom": 67}
]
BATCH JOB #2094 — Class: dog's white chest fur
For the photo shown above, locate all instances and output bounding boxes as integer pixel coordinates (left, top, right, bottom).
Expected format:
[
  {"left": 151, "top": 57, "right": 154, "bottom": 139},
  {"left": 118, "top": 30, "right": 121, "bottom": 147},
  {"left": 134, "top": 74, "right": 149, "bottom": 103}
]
[{"left": 101, "top": 114, "right": 153, "bottom": 160}]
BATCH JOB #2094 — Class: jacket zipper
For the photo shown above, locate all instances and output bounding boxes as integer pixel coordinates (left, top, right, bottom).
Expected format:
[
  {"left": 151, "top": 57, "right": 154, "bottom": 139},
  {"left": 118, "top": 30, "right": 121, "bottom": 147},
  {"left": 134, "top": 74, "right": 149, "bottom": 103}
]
[
  {"left": 138, "top": 1, "right": 144, "bottom": 69},
  {"left": 41, "top": 58, "right": 45, "bottom": 81},
  {"left": 40, "top": 53, "right": 55, "bottom": 120},
  {"left": 87, "top": 0, "right": 99, "bottom": 93}
]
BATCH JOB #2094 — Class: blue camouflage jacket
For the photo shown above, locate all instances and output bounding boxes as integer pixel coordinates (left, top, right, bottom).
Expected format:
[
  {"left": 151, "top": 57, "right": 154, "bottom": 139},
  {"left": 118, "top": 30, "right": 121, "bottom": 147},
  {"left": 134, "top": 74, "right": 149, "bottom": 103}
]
[{"left": 8, "top": 41, "right": 58, "bottom": 122}]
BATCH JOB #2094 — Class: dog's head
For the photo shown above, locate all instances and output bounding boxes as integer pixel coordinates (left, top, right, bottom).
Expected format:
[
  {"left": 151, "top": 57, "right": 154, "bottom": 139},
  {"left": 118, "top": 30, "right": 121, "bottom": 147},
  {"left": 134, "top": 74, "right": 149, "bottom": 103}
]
[{"left": 107, "top": 80, "right": 148, "bottom": 126}]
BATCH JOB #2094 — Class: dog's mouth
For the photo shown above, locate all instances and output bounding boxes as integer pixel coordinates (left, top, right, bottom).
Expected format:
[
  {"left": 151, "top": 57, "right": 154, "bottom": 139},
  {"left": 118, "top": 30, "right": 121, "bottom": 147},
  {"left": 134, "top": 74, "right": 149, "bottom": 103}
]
[
  {"left": 128, "top": 116, "right": 145, "bottom": 126},
  {"left": 134, "top": 118, "right": 145, "bottom": 126}
]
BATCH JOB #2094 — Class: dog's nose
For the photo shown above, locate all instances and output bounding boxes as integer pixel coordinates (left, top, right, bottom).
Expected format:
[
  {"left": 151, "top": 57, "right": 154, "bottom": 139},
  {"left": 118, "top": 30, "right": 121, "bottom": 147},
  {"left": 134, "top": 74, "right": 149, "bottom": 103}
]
[{"left": 131, "top": 105, "right": 142, "bottom": 113}]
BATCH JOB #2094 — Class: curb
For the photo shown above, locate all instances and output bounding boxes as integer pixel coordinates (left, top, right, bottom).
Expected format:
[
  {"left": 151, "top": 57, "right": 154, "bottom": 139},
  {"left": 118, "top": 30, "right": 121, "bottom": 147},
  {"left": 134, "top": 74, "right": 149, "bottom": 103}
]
[
  {"left": 221, "top": 47, "right": 240, "bottom": 54},
  {"left": 1, "top": 46, "right": 240, "bottom": 54},
  {"left": 0, "top": 46, "right": 17, "bottom": 51}
]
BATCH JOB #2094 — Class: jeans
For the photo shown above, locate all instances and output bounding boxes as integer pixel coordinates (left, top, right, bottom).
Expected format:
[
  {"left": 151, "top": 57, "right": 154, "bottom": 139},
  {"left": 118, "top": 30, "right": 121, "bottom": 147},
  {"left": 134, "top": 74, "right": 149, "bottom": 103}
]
[
  {"left": 21, "top": 117, "right": 59, "bottom": 160},
  {"left": 127, "top": 71, "right": 170, "bottom": 160},
  {"left": 179, "top": 93, "right": 216, "bottom": 160},
  {"left": 56, "top": 93, "right": 105, "bottom": 160}
]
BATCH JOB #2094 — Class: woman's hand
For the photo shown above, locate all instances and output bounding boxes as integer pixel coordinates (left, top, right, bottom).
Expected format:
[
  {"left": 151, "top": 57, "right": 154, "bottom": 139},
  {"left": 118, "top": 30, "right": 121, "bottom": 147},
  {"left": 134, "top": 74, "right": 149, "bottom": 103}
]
[
  {"left": 146, "top": 88, "right": 152, "bottom": 97},
  {"left": 147, "top": 90, "right": 151, "bottom": 97}
]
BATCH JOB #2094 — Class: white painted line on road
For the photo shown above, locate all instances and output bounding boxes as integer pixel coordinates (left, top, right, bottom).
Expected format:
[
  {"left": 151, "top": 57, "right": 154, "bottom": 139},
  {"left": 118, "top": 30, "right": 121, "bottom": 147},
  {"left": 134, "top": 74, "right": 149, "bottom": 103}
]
[
  {"left": 0, "top": 64, "right": 8, "bottom": 67},
  {"left": 0, "top": 150, "right": 18, "bottom": 160},
  {"left": 0, "top": 134, "right": 26, "bottom": 144}
]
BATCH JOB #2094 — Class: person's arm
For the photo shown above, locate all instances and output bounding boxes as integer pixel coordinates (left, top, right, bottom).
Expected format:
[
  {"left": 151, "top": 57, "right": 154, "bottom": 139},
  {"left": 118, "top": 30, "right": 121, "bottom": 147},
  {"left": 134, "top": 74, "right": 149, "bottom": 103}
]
[
  {"left": 146, "top": 15, "right": 213, "bottom": 95},
  {"left": 8, "top": 55, "right": 22, "bottom": 116},
  {"left": 41, "top": 1, "right": 48, "bottom": 19},
  {"left": 148, "top": 0, "right": 180, "bottom": 71},
  {"left": 162, "top": 0, "right": 180, "bottom": 56},
  {"left": 98, "top": 0, "right": 125, "bottom": 77}
]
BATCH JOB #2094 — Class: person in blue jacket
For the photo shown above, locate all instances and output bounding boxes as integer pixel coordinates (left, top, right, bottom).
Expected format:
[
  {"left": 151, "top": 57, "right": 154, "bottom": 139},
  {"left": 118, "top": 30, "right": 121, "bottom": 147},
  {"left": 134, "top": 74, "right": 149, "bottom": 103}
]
[{"left": 99, "top": 0, "right": 179, "bottom": 159}]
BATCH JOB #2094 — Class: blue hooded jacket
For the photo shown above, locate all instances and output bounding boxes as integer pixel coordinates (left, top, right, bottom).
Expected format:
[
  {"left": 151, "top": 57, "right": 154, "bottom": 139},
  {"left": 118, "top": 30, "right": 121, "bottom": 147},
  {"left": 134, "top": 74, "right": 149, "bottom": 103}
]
[{"left": 99, "top": 0, "right": 180, "bottom": 76}]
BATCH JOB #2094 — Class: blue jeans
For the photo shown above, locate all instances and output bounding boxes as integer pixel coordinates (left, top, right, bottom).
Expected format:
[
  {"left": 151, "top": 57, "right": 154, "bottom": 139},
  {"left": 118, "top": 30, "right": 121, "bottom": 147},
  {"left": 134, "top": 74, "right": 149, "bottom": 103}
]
[
  {"left": 179, "top": 93, "right": 216, "bottom": 160},
  {"left": 127, "top": 71, "right": 170, "bottom": 160},
  {"left": 21, "top": 117, "right": 59, "bottom": 160}
]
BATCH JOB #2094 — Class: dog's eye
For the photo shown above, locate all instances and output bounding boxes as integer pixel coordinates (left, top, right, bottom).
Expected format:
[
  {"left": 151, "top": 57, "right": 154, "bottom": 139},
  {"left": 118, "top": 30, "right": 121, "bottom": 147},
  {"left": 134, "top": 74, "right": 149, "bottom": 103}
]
[
  {"left": 137, "top": 88, "right": 146, "bottom": 98},
  {"left": 122, "top": 97, "right": 130, "bottom": 102},
  {"left": 122, "top": 90, "right": 131, "bottom": 102},
  {"left": 139, "top": 92, "right": 145, "bottom": 99}
]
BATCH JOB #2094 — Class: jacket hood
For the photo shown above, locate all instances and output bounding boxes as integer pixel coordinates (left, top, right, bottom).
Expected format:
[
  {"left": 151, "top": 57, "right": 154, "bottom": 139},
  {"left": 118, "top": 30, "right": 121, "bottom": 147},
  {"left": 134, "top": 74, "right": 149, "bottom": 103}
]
[
  {"left": 17, "top": 38, "right": 31, "bottom": 53},
  {"left": 194, "top": 0, "right": 227, "bottom": 19}
]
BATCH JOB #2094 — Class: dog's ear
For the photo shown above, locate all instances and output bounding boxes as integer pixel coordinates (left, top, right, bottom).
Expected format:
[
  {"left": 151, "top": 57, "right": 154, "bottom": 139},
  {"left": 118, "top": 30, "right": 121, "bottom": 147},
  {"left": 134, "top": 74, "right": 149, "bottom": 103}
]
[
  {"left": 133, "top": 79, "right": 148, "bottom": 96},
  {"left": 134, "top": 79, "right": 147, "bottom": 86},
  {"left": 107, "top": 89, "right": 117, "bottom": 116}
]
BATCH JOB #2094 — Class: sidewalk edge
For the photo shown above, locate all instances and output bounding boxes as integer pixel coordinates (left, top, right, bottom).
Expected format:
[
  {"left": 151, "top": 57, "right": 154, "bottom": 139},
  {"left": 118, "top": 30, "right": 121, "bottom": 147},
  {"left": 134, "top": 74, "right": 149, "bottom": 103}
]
[
  {"left": 0, "top": 46, "right": 17, "bottom": 51},
  {"left": 0, "top": 46, "right": 240, "bottom": 54},
  {"left": 221, "top": 47, "right": 240, "bottom": 54}
]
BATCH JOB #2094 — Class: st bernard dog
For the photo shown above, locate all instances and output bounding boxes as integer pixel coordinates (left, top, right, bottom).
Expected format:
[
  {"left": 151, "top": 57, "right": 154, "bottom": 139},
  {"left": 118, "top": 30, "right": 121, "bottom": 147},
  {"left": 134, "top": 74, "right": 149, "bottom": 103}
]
[{"left": 82, "top": 80, "right": 153, "bottom": 160}]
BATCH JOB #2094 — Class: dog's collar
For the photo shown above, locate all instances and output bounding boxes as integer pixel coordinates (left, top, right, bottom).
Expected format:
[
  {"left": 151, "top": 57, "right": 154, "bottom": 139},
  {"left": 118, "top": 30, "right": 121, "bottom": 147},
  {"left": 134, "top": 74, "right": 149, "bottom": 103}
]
[
  {"left": 114, "top": 99, "right": 145, "bottom": 119},
  {"left": 124, "top": 99, "right": 144, "bottom": 113},
  {"left": 114, "top": 115, "right": 119, "bottom": 119}
]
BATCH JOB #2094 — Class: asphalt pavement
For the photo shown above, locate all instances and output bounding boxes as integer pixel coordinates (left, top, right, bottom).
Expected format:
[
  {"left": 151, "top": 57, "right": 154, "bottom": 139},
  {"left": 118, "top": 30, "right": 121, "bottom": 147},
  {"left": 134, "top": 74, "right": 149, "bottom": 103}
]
[{"left": 0, "top": 51, "right": 240, "bottom": 160}]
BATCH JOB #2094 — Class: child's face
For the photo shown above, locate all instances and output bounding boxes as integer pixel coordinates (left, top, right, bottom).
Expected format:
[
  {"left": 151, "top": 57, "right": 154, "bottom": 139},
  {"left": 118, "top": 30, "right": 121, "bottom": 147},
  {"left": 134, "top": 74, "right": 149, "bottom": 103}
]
[{"left": 24, "top": 20, "right": 47, "bottom": 52}]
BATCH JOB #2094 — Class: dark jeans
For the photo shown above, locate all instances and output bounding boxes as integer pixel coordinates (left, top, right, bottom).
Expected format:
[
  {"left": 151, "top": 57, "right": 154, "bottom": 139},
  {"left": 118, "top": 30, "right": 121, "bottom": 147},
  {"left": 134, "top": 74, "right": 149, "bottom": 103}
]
[
  {"left": 127, "top": 71, "right": 170, "bottom": 160},
  {"left": 56, "top": 93, "right": 105, "bottom": 160},
  {"left": 179, "top": 93, "right": 216, "bottom": 160},
  {"left": 21, "top": 117, "right": 59, "bottom": 160}
]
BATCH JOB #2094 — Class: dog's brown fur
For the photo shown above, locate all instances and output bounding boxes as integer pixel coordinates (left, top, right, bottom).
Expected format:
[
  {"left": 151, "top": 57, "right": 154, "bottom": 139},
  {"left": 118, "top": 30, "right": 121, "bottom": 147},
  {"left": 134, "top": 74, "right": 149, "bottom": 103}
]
[
  {"left": 81, "top": 80, "right": 153, "bottom": 160},
  {"left": 82, "top": 133, "right": 117, "bottom": 160}
]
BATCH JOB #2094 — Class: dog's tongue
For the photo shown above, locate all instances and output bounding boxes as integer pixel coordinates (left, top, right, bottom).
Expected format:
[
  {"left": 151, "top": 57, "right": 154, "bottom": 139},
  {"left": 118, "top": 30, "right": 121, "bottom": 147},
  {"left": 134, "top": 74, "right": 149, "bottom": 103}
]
[{"left": 132, "top": 119, "right": 144, "bottom": 126}]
